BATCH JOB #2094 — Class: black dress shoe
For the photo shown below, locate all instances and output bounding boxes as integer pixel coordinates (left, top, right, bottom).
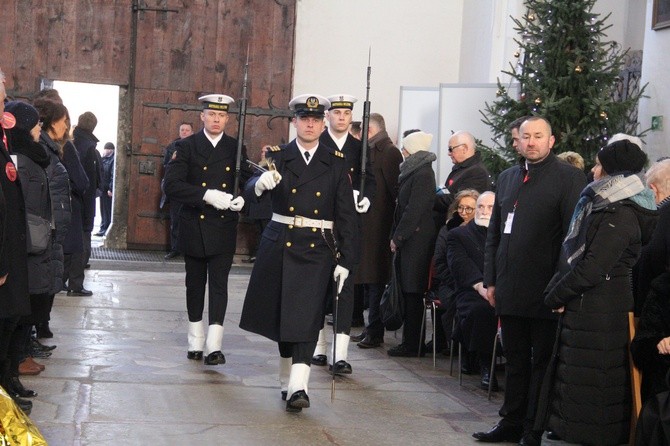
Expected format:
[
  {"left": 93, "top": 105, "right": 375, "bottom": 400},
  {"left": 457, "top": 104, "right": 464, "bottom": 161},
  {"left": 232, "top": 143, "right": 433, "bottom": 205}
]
[
  {"left": 32, "top": 338, "right": 57, "bottom": 351},
  {"left": 286, "top": 390, "right": 310, "bottom": 412},
  {"left": 281, "top": 390, "right": 287, "bottom": 401},
  {"left": 480, "top": 366, "right": 499, "bottom": 391},
  {"left": 7, "top": 377, "right": 37, "bottom": 398},
  {"left": 472, "top": 423, "right": 522, "bottom": 442},
  {"left": 329, "top": 360, "right": 352, "bottom": 375},
  {"left": 164, "top": 251, "right": 180, "bottom": 260},
  {"left": 357, "top": 335, "right": 384, "bottom": 349},
  {"left": 387, "top": 343, "right": 424, "bottom": 357},
  {"left": 350, "top": 331, "right": 367, "bottom": 343},
  {"left": 11, "top": 395, "right": 33, "bottom": 415},
  {"left": 204, "top": 351, "right": 225, "bottom": 365},
  {"left": 67, "top": 289, "right": 93, "bottom": 296},
  {"left": 545, "top": 430, "right": 562, "bottom": 441},
  {"left": 311, "top": 354, "right": 327, "bottom": 366},
  {"left": 36, "top": 322, "right": 54, "bottom": 339},
  {"left": 94, "top": 231, "right": 105, "bottom": 237},
  {"left": 187, "top": 350, "right": 203, "bottom": 360},
  {"left": 518, "top": 431, "right": 542, "bottom": 446}
]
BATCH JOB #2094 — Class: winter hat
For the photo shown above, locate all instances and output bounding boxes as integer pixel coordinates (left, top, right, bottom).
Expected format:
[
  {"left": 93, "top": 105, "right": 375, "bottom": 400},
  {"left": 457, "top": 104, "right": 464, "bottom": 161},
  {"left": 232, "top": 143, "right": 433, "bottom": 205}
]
[
  {"left": 104, "top": 142, "right": 115, "bottom": 151},
  {"left": 402, "top": 131, "right": 433, "bottom": 154},
  {"left": 4, "top": 101, "right": 39, "bottom": 131},
  {"left": 598, "top": 139, "right": 647, "bottom": 175}
]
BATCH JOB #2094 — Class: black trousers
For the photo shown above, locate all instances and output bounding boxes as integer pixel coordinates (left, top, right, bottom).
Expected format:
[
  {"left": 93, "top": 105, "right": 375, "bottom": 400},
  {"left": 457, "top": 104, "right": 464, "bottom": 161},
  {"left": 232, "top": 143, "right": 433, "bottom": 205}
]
[
  {"left": 99, "top": 193, "right": 112, "bottom": 233},
  {"left": 184, "top": 252, "right": 234, "bottom": 325},
  {"left": 363, "top": 283, "right": 385, "bottom": 338},
  {"left": 278, "top": 341, "right": 317, "bottom": 365},
  {"left": 0, "top": 317, "right": 19, "bottom": 385},
  {"left": 169, "top": 203, "right": 182, "bottom": 252},
  {"left": 401, "top": 291, "right": 425, "bottom": 350},
  {"left": 64, "top": 251, "right": 86, "bottom": 291},
  {"left": 499, "top": 315, "right": 557, "bottom": 431}
]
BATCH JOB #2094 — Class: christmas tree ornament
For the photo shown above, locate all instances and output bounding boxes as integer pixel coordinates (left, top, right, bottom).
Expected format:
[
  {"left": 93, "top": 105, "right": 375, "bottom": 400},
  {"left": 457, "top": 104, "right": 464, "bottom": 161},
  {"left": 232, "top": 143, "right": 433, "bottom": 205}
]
[
  {"left": 534, "top": 97, "right": 542, "bottom": 105},
  {"left": 575, "top": 65, "right": 583, "bottom": 73}
]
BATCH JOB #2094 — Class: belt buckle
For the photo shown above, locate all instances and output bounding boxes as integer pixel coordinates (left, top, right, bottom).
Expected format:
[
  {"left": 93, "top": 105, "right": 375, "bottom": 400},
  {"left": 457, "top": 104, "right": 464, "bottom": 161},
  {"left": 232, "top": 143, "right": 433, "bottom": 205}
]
[{"left": 293, "top": 216, "right": 304, "bottom": 228}]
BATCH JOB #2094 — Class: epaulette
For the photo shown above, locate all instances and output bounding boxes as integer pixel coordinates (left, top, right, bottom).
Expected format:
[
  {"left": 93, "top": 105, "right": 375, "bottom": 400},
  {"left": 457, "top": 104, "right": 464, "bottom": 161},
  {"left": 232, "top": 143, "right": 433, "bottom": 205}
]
[
  {"left": 268, "top": 145, "right": 282, "bottom": 152},
  {"left": 333, "top": 150, "right": 344, "bottom": 158}
]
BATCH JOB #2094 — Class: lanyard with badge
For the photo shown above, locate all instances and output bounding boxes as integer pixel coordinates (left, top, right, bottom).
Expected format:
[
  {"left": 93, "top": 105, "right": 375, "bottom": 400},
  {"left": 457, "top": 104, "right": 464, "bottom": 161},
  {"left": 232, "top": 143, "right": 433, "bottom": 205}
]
[{"left": 504, "top": 167, "right": 530, "bottom": 234}]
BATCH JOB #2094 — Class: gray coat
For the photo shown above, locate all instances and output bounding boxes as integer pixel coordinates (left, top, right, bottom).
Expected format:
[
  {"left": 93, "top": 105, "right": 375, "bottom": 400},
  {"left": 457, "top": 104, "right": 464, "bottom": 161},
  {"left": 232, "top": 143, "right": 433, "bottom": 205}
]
[{"left": 391, "top": 151, "right": 437, "bottom": 294}]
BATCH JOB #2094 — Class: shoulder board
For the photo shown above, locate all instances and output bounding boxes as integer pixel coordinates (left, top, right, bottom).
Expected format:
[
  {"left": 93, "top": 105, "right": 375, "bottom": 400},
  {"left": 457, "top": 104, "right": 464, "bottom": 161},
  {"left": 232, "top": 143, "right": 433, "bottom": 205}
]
[
  {"left": 333, "top": 150, "right": 344, "bottom": 158},
  {"left": 269, "top": 145, "right": 282, "bottom": 152}
]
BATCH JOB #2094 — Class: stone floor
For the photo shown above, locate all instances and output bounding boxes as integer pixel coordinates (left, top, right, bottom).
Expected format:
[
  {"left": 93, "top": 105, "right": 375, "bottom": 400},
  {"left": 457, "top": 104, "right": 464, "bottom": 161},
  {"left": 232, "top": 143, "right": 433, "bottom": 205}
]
[{"left": 20, "top": 262, "right": 530, "bottom": 445}]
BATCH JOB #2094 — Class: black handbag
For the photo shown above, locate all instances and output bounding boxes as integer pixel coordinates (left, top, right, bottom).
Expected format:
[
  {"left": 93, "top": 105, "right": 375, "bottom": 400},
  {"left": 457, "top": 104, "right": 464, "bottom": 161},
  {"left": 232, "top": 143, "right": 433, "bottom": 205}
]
[{"left": 380, "top": 252, "right": 404, "bottom": 331}]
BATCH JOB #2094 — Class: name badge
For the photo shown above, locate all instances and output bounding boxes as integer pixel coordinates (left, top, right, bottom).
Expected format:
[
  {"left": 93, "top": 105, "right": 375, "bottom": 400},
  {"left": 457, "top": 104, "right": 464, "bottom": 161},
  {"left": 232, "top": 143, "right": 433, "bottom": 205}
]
[{"left": 504, "top": 212, "right": 514, "bottom": 234}]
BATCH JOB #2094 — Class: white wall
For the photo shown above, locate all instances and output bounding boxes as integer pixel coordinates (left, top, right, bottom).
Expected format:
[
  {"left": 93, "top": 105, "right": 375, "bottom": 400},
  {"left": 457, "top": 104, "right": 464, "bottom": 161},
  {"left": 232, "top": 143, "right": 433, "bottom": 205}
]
[
  {"left": 293, "top": 0, "right": 463, "bottom": 142},
  {"left": 639, "top": 0, "right": 670, "bottom": 162}
]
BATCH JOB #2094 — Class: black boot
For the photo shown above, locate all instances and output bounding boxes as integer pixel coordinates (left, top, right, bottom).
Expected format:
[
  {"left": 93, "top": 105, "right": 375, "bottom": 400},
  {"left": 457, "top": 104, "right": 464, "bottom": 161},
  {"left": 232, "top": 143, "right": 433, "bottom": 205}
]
[
  {"left": 36, "top": 322, "right": 54, "bottom": 339},
  {"left": 6, "top": 376, "right": 38, "bottom": 398},
  {"left": 11, "top": 394, "right": 33, "bottom": 414}
]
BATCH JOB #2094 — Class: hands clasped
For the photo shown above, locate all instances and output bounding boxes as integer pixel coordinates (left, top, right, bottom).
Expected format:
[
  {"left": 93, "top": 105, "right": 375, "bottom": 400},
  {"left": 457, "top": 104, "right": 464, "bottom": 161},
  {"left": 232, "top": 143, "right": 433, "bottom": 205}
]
[{"left": 203, "top": 189, "right": 233, "bottom": 210}]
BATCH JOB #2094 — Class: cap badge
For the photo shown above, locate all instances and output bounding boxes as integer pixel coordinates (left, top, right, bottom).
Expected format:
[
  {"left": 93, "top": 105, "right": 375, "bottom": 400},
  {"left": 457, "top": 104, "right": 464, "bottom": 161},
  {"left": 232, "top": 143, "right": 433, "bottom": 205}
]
[{"left": 306, "top": 96, "right": 319, "bottom": 109}]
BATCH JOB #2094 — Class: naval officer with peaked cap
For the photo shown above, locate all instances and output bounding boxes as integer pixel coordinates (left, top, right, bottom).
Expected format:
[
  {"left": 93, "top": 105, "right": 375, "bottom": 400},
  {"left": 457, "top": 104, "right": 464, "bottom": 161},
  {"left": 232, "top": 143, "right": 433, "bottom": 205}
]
[
  {"left": 163, "top": 93, "right": 252, "bottom": 366},
  {"left": 312, "top": 93, "right": 375, "bottom": 375},
  {"left": 239, "top": 94, "right": 358, "bottom": 412}
]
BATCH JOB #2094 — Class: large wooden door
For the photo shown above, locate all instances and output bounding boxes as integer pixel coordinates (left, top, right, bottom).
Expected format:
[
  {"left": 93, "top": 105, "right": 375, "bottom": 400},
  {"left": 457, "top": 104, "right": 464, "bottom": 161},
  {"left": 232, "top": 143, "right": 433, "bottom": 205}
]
[
  {"left": 0, "top": 0, "right": 296, "bottom": 251},
  {"left": 126, "top": 0, "right": 296, "bottom": 249}
]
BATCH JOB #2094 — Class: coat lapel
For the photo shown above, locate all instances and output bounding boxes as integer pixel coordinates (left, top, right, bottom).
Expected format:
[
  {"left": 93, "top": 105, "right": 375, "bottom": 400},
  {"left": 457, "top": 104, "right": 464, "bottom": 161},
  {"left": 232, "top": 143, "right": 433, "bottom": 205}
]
[{"left": 294, "top": 145, "right": 331, "bottom": 188}]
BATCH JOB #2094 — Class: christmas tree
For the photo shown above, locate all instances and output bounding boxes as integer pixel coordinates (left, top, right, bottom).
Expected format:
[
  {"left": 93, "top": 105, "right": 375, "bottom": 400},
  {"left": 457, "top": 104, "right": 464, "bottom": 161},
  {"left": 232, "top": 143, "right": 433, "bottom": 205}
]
[{"left": 480, "top": 0, "right": 646, "bottom": 174}]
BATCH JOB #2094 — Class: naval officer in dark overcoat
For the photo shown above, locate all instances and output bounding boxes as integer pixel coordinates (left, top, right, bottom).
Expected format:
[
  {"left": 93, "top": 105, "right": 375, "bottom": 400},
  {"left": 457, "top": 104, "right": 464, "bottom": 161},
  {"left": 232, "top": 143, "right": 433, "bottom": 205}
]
[
  {"left": 239, "top": 94, "right": 358, "bottom": 412},
  {"left": 312, "top": 94, "right": 375, "bottom": 375},
  {"left": 163, "top": 94, "right": 251, "bottom": 366}
]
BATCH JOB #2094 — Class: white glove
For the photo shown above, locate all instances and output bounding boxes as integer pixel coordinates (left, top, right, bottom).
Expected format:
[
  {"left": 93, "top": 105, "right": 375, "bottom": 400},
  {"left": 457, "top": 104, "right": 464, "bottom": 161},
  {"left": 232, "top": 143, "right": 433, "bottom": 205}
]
[
  {"left": 229, "top": 196, "right": 245, "bottom": 212},
  {"left": 203, "top": 189, "right": 232, "bottom": 210},
  {"left": 353, "top": 190, "right": 371, "bottom": 213},
  {"left": 254, "top": 170, "right": 282, "bottom": 196},
  {"left": 333, "top": 265, "right": 349, "bottom": 294}
]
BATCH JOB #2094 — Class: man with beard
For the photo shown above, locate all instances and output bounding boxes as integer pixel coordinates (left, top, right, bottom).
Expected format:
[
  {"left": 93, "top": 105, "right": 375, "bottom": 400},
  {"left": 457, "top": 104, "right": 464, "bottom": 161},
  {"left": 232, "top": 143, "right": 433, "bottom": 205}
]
[{"left": 446, "top": 191, "right": 497, "bottom": 390}]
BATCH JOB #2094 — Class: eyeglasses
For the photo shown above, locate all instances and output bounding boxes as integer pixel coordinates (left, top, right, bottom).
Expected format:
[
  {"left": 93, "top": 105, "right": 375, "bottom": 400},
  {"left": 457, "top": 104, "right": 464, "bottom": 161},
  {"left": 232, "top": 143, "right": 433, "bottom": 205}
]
[
  {"left": 448, "top": 143, "right": 466, "bottom": 153},
  {"left": 457, "top": 206, "right": 475, "bottom": 214}
]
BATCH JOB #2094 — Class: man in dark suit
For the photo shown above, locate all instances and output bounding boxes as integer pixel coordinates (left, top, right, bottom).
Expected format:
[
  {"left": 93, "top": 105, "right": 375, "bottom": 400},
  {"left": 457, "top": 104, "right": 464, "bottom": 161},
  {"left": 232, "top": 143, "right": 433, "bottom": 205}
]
[
  {"left": 446, "top": 191, "right": 497, "bottom": 390},
  {"left": 311, "top": 94, "right": 374, "bottom": 375},
  {"left": 163, "top": 94, "right": 250, "bottom": 366},
  {"left": 239, "top": 94, "right": 358, "bottom": 412}
]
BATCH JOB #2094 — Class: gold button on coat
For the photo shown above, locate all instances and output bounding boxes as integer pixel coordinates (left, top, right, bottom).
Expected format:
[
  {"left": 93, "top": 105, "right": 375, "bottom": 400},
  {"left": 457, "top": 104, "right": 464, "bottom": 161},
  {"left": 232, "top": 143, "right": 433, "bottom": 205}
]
[
  {"left": 222, "top": 183, "right": 227, "bottom": 188},
  {"left": 292, "top": 189, "right": 297, "bottom": 194},
  {"left": 203, "top": 166, "right": 208, "bottom": 171},
  {"left": 289, "top": 206, "right": 295, "bottom": 212},
  {"left": 226, "top": 166, "right": 231, "bottom": 171},
  {"left": 201, "top": 182, "right": 207, "bottom": 187},
  {"left": 200, "top": 215, "right": 205, "bottom": 219},
  {"left": 310, "top": 243, "right": 315, "bottom": 248},
  {"left": 314, "top": 209, "right": 319, "bottom": 215},
  {"left": 286, "top": 242, "right": 292, "bottom": 247},
  {"left": 316, "top": 192, "right": 321, "bottom": 197}
]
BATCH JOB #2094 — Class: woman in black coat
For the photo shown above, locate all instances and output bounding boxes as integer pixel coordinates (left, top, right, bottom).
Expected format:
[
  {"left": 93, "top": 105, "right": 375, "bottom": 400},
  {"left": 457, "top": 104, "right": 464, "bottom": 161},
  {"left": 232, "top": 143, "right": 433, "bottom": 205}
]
[
  {"left": 4, "top": 101, "right": 53, "bottom": 400},
  {"left": 34, "top": 98, "right": 73, "bottom": 337},
  {"left": 541, "top": 139, "right": 658, "bottom": 445},
  {"left": 388, "top": 131, "right": 437, "bottom": 357}
]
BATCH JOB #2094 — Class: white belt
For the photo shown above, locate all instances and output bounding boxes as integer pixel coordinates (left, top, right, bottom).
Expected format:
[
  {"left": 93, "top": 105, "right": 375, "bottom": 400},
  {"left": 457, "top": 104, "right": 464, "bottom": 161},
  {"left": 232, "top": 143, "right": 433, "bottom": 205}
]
[{"left": 272, "top": 213, "right": 333, "bottom": 230}]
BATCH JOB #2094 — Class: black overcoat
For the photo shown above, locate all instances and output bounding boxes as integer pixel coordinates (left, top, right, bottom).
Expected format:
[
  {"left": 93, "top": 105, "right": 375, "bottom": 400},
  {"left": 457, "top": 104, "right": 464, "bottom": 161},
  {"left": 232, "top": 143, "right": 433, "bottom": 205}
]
[
  {"left": 484, "top": 153, "right": 585, "bottom": 319},
  {"left": 239, "top": 141, "right": 358, "bottom": 342},
  {"left": 0, "top": 132, "right": 30, "bottom": 318},
  {"left": 61, "top": 141, "right": 89, "bottom": 254},
  {"left": 163, "top": 130, "right": 251, "bottom": 257},
  {"left": 543, "top": 199, "right": 658, "bottom": 446}
]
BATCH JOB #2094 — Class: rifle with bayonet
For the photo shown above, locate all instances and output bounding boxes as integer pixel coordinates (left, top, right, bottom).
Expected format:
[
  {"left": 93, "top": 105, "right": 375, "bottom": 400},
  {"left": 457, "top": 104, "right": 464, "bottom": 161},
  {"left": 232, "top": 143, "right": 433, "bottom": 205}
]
[
  {"left": 358, "top": 48, "right": 372, "bottom": 201},
  {"left": 233, "top": 47, "right": 250, "bottom": 197}
]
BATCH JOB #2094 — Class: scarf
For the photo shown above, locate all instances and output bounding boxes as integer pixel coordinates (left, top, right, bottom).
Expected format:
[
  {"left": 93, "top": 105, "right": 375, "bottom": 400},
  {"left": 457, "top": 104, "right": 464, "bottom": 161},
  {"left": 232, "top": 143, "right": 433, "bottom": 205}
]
[
  {"left": 398, "top": 151, "right": 436, "bottom": 183},
  {"left": 563, "top": 173, "right": 656, "bottom": 266}
]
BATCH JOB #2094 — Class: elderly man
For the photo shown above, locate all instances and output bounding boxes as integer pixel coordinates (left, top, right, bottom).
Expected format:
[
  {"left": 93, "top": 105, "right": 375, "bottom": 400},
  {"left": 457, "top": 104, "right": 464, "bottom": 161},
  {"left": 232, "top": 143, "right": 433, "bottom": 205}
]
[
  {"left": 635, "top": 158, "right": 670, "bottom": 313},
  {"left": 447, "top": 191, "right": 498, "bottom": 390},
  {"left": 163, "top": 94, "right": 250, "bottom": 366},
  {"left": 434, "top": 131, "right": 494, "bottom": 227},
  {"left": 474, "top": 117, "right": 585, "bottom": 445}
]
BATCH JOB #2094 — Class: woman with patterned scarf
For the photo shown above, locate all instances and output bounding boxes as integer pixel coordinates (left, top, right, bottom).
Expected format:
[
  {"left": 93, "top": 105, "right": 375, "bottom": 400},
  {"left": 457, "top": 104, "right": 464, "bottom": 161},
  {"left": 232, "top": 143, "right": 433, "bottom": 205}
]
[{"left": 539, "top": 136, "right": 658, "bottom": 445}]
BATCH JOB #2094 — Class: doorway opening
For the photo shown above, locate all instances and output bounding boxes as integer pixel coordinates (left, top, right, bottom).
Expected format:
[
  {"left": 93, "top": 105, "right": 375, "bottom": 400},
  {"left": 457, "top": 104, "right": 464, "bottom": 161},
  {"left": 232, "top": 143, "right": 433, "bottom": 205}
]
[{"left": 47, "top": 79, "right": 120, "bottom": 237}]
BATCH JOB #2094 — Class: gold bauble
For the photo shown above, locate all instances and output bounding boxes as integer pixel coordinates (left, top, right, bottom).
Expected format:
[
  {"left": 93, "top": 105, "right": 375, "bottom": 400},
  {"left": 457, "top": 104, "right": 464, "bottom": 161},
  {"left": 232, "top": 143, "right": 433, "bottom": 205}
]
[
  {"left": 599, "top": 111, "right": 608, "bottom": 119},
  {"left": 514, "top": 51, "right": 521, "bottom": 58},
  {"left": 528, "top": 14, "right": 535, "bottom": 21},
  {"left": 534, "top": 97, "right": 542, "bottom": 105},
  {"left": 575, "top": 65, "right": 583, "bottom": 73}
]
